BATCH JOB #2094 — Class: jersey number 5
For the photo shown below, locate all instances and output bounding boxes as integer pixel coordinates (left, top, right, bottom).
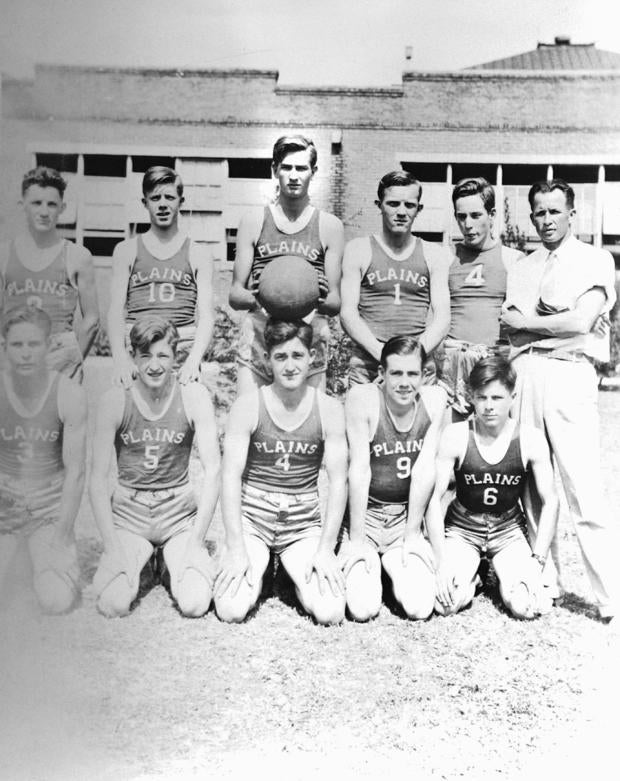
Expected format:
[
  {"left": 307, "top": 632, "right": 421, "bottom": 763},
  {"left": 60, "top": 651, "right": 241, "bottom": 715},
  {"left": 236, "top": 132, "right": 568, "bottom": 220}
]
[
  {"left": 144, "top": 444, "right": 160, "bottom": 471},
  {"left": 463, "top": 264, "right": 485, "bottom": 288}
]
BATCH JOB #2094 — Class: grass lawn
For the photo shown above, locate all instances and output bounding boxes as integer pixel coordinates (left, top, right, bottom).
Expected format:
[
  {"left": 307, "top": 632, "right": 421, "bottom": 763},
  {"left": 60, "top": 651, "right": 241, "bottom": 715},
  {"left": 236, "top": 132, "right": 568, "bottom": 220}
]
[{"left": 1, "top": 361, "right": 619, "bottom": 781}]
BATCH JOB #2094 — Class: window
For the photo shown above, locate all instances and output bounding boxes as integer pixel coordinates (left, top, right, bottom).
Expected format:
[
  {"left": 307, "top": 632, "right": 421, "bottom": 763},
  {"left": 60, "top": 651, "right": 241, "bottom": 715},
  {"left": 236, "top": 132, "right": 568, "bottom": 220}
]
[
  {"left": 83, "top": 155, "right": 126, "bottom": 177},
  {"left": 35, "top": 153, "right": 79, "bottom": 173},
  {"left": 228, "top": 158, "right": 272, "bottom": 179},
  {"left": 451, "top": 164, "right": 497, "bottom": 184}
]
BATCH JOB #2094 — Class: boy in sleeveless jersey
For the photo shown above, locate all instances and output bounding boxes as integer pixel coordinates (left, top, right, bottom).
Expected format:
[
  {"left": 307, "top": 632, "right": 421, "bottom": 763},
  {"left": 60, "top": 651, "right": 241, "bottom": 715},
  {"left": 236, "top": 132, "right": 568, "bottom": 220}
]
[
  {"left": 341, "top": 336, "right": 446, "bottom": 621},
  {"left": 229, "top": 135, "right": 344, "bottom": 393},
  {"left": 90, "top": 315, "right": 220, "bottom": 618},
  {"left": 340, "top": 170, "right": 451, "bottom": 386},
  {"left": 107, "top": 166, "right": 214, "bottom": 388},
  {"left": 0, "top": 167, "right": 99, "bottom": 381},
  {"left": 214, "top": 320, "right": 347, "bottom": 624},
  {"left": 438, "top": 178, "right": 523, "bottom": 420},
  {"left": 0, "top": 305, "right": 86, "bottom": 613},
  {"left": 426, "top": 356, "right": 558, "bottom": 619}
]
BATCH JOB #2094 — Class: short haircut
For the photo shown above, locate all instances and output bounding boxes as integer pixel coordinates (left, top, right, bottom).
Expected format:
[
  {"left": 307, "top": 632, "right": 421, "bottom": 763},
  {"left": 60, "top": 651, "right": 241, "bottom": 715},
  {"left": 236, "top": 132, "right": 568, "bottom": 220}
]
[
  {"left": 377, "top": 170, "right": 423, "bottom": 203},
  {"left": 1, "top": 304, "right": 52, "bottom": 340},
  {"left": 264, "top": 319, "right": 313, "bottom": 354},
  {"left": 129, "top": 315, "right": 179, "bottom": 355},
  {"left": 272, "top": 135, "right": 318, "bottom": 169},
  {"left": 380, "top": 335, "right": 427, "bottom": 370},
  {"left": 528, "top": 178, "right": 575, "bottom": 211},
  {"left": 452, "top": 177, "right": 495, "bottom": 212},
  {"left": 21, "top": 166, "right": 67, "bottom": 198},
  {"left": 468, "top": 355, "right": 516, "bottom": 394},
  {"left": 142, "top": 166, "right": 183, "bottom": 198}
]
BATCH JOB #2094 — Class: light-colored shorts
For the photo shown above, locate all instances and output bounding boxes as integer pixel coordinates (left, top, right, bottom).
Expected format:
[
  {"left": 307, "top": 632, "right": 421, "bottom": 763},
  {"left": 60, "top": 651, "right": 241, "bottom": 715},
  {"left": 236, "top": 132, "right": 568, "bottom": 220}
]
[
  {"left": 241, "top": 482, "right": 322, "bottom": 555},
  {"left": 0, "top": 474, "right": 63, "bottom": 536},
  {"left": 238, "top": 309, "right": 329, "bottom": 382},
  {"left": 445, "top": 498, "right": 529, "bottom": 558},
  {"left": 344, "top": 501, "right": 434, "bottom": 569},
  {"left": 111, "top": 482, "right": 197, "bottom": 546},
  {"left": 0, "top": 522, "right": 80, "bottom": 592}
]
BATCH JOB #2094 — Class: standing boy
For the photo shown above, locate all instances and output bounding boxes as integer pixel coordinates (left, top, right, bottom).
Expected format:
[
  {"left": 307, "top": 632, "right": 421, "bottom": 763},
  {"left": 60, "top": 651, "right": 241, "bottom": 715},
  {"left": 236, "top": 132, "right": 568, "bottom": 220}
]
[
  {"left": 229, "top": 135, "right": 344, "bottom": 393},
  {"left": 340, "top": 170, "right": 451, "bottom": 385},
  {"left": 440, "top": 177, "right": 523, "bottom": 419},
  {"left": 0, "top": 167, "right": 99, "bottom": 380},
  {"left": 107, "top": 166, "right": 214, "bottom": 388}
]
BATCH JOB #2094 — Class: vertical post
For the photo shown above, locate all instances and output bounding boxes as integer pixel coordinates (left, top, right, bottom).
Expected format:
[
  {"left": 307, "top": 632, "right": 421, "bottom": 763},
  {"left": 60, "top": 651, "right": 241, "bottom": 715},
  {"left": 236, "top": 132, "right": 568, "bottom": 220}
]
[
  {"left": 444, "top": 163, "right": 453, "bottom": 248},
  {"left": 594, "top": 164, "right": 605, "bottom": 249},
  {"left": 75, "top": 154, "right": 84, "bottom": 246},
  {"left": 496, "top": 164, "right": 504, "bottom": 239}
]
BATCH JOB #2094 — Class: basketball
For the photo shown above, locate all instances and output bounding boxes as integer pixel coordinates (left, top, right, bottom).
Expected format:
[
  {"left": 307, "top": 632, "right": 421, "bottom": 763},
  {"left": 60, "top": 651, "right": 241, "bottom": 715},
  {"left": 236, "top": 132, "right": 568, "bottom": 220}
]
[{"left": 257, "top": 256, "right": 320, "bottom": 320}]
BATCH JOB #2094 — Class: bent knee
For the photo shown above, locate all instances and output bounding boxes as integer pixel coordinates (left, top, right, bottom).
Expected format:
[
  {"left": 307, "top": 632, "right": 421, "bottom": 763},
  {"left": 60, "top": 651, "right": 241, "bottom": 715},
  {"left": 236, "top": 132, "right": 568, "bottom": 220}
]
[
  {"left": 173, "top": 573, "right": 212, "bottom": 618},
  {"left": 346, "top": 597, "right": 380, "bottom": 623},
  {"left": 214, "top": 594, "right": 253, "bottom": 623},
  {"left": 97, "top": 577, "right": 134, "bottom": 618},
  {"left": 502, "top": 583, "right": 537, "bottom": 620},
  {"left": 35, "top": 571, "right": 77, "bottom": 615},
  {"left": 310, "top": 596, "right": 345, "bottom": 626},
  {"left": 401, "top": 596, "right": 434, "bottom": 621}
]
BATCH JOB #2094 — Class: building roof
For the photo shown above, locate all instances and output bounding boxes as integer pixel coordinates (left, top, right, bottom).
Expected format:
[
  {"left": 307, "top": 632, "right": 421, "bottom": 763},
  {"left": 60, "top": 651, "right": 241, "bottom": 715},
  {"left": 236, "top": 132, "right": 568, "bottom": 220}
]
[{"left": 470, "top": 36, "right": 620, "bottom": 71}]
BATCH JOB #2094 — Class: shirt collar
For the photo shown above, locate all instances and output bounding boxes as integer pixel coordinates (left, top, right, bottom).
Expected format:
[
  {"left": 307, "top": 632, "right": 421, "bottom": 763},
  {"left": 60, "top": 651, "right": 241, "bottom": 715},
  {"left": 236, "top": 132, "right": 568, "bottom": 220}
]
[{"left": 548, "top": 233, "right": 576, "bottom": 261}]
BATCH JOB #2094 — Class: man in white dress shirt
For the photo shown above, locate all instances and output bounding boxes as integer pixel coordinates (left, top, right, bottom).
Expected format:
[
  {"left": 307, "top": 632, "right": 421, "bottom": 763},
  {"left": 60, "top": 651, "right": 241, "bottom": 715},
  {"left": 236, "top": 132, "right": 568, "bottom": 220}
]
[{"left": 501, "top": 178, "right": 617, "bottom": 621}]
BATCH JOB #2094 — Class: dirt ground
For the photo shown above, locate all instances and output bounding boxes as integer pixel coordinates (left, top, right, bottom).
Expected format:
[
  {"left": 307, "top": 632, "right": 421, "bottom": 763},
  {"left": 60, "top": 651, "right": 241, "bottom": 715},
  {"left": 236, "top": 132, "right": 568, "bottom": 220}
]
[{"left": 1, "top": 361, "right": 619, "bottom": 781}]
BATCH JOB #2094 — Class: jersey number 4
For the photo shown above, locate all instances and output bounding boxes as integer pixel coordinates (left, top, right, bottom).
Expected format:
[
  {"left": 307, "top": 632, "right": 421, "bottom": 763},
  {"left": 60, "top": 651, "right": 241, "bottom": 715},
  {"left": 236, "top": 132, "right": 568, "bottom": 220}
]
[
  {"left": 463, "top": 264, "right": 485, "bottom": 288},
  {"left": 275, "top": 453, "right": 291, "bottom": 472}
]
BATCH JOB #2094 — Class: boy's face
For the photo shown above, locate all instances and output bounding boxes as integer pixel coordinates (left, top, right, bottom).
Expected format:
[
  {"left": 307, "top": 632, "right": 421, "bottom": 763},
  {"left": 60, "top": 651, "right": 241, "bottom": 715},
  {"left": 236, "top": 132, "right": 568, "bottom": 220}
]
[
  {"left": 4, "top": 321, "right": 49, "bottom": 375},
  {"left": 22, "top": 185, "right": 65, "bottom": 234},
  {"left": 268, "top": 336, "right": 313, "bottom": 390},
  {"left": 454, "top": 194, "right": 494, "bottom": 249},
  {"left": 273, "top": 149, "right": 316, "bottom": 201},
  {"left": 381, "top": 351, "right": 423, "bottom": 409},
  {"left": 143, "top": 183, "right": 183, "bottom": 230},
  {"left": 376, "top": 185, "right": 423, "bottom": 237},
  {"left": 133, "top": 337, "right": 176, "bottom": 390},
  {"left": 471, "top": 379, "right": 514, "bottom": 431}
]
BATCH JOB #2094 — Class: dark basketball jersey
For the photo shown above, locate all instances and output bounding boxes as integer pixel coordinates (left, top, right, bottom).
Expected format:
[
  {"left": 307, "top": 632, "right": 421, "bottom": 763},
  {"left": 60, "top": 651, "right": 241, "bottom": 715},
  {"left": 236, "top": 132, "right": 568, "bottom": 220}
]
[
  {"left": 0, "top": 371, "right": 63, "bottom": 481},
  {"left": 115, "top": 382, "right": 194, "bottom": 490},
  {"left": 358, "top": 236, "right": 430, "bottom": 342},
  {"left": 3, "top": 241, "right": 78, "bottom": 333},
  {"left": 126, "top": 236, "right": 197, "bottom": 327},
  {"left": 368, "top": 390, "right": 431, "bottom": 504},
  {"left": 251, "top": 206, "right": 325, "bottom": 284},
  {"left": 448, "top": 243, "right": 507, "bottom": 345},
  {"left": 454, "top": 421, "right": 527, "bottom": 514},
  {"left": 243, "top": 388, "right": 324, "bottom": 494}
]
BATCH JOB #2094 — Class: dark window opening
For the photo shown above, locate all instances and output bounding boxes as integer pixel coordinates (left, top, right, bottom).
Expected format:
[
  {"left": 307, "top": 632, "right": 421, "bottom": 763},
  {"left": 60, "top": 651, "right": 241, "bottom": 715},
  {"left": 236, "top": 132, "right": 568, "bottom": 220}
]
[
  {"left": 414, "top": 231, "right": 444, "bottom": 243},
  {"left": 83, "top": 235, "right": 124, "bottom": 256},
  {"left": 228, "top": 158, "right": 272, "bottom": 179},
  {"left": 35, "top": 153, "right": 79, "bottom": 173},
  {"left": 502, "top": 165, "right": 549, "bottom": 186},
  {"left": 451, "top": 164, "right": 497, "bottom": 184},
  {"left": 131, "top": 156, "right": 176, "bottom": 173},
  {"left": 604, "top": 166, "right": 620, "bottom": 182},
  {"left": 226, "top": 228, "right": 238, "bottom": 262},
  {"left": 83, "top": 155, "right": 126, "bottom": 177},
  {"left": 553, "top": 165, "right": 598, "bottom": 184},
  {"left": 130, "top": 223, "right": 151, "bottom": 236},
  {"left": 401, "top": 162, "right": 447, "bottom": 182}
]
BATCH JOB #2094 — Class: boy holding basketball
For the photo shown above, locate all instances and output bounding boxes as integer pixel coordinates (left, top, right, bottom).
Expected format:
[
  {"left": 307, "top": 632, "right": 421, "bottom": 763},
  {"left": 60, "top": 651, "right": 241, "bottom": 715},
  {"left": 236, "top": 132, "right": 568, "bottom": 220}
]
[
  {"left": 426, "top": 356, "right": 558, "bottom": 619},
  {"left": 90, "top": 315, "right": 220, "bottom": 618},
  {"left": 0, "top": 166, "right": 99, "bottom": 381},
  {"left": 0, "top": 305, "right": 86, "bottom": 613},
  {"left": 340, "top": 170, "right": 451, "bottom": 385},
  {"left": 229, "top": 135, "right": 345, "bottom": 393},
  {"left": 214, "top": 319, "right": 347, "bottom": 625},
  {"left": 341, "top": 336, "right": 445, "bottom": 621},
  {"left": 107, "top": 166, "right": 215, "bottom": 388}
]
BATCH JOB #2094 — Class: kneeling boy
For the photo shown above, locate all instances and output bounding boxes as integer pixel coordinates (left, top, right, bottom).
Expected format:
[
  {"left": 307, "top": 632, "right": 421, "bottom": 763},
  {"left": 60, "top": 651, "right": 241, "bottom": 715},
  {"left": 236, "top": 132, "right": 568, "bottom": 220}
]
[
  {"left": 426, "top": 356, "right": 558, "bottom": 619},
  {"left": 90, "top": 315, "right": 220, "bottom": 617},
  {"left": 214, "top": 319, "right": 347, "bottom": 625}
]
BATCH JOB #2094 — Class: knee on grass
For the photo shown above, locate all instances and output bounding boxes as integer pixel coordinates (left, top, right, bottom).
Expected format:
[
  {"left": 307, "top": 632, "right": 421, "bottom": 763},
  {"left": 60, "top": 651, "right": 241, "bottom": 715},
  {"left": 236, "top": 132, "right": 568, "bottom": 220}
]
[
  {"left": 173, "top": 570, "right": 212, "bottom": 618},
  {"left": 306, "top": 592, "right": 346, "bottom": 626},
  {"left": 97, "top": 576, "right": 135, "bottom": 618},
  {"left": 35, "top": 570, "right": 77, "bottom": 614},
  {"left": 344, "top": 567, "right": 381, "bottom": 622},
  {"left": 434, "top": 583, "right": 475, "bottom": 617},
  {"left": 502, "top": 581, "right": 538, "bottom": 621},
  {"left": 214, "top": 589, "right": 257, "bottom": 623},
  {"left": 396, "top": 590, "right": 434, "bottom": 621}
]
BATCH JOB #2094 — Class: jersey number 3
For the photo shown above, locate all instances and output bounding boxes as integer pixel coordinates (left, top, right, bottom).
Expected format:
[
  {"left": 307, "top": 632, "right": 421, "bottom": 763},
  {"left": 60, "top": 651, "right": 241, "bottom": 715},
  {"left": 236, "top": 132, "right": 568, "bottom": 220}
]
[{"left": 463, "top": 264, "right": 485, "bottom": 288}]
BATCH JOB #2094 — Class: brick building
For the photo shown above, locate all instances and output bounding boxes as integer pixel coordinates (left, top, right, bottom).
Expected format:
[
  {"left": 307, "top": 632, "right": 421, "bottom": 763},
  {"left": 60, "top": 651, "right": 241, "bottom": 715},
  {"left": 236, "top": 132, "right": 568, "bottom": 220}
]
[{"left": 2, "top": 36, "right": 620, "bottom": 313}]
